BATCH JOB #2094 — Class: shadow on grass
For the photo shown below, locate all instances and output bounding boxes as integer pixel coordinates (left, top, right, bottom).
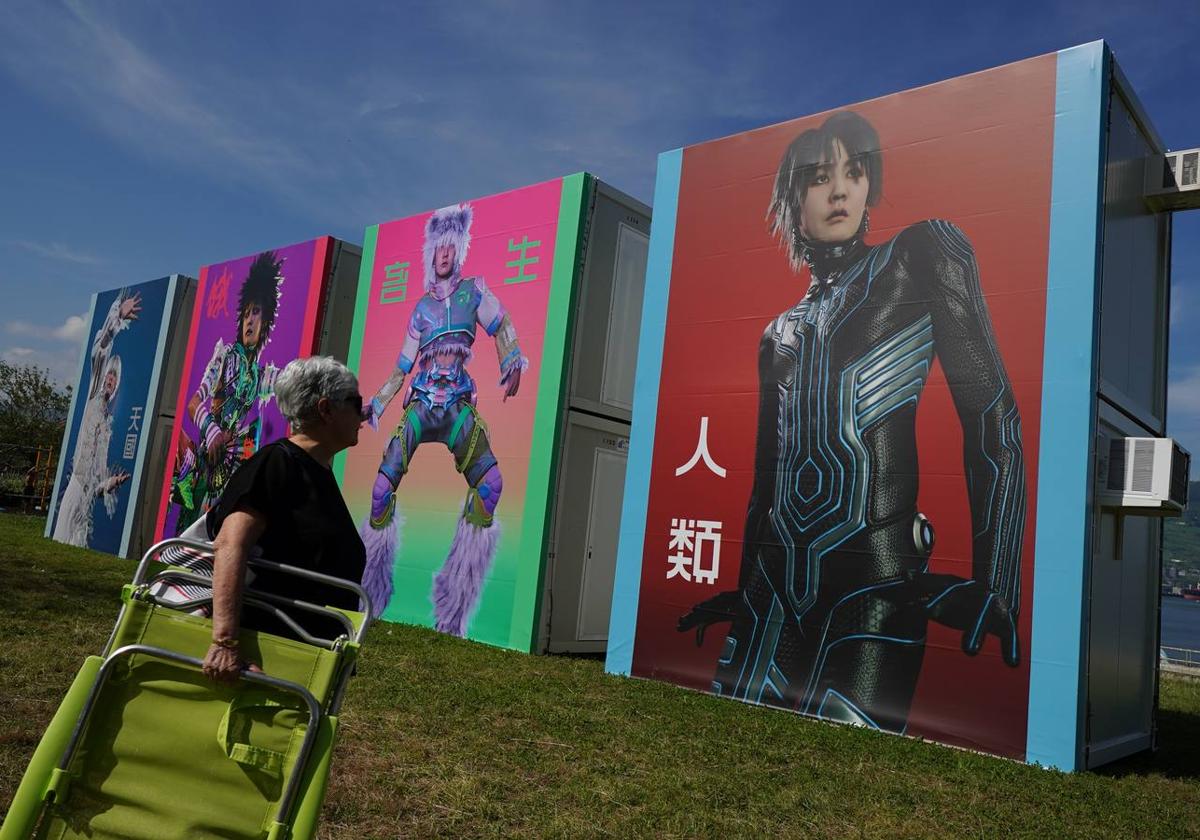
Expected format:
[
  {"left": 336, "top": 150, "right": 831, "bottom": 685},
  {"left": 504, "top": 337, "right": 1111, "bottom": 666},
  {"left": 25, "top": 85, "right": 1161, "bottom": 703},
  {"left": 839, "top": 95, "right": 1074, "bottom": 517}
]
[{"left": 1095, "top": 705, "right": 1200, "bottom": 781}]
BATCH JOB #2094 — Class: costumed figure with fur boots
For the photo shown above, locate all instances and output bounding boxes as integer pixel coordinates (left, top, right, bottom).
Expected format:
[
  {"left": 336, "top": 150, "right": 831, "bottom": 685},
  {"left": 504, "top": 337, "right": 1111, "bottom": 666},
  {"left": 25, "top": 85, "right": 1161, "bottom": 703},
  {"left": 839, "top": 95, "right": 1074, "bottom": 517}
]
[{"left": 360, "top": 203, "right": 525, "bottom": 636}]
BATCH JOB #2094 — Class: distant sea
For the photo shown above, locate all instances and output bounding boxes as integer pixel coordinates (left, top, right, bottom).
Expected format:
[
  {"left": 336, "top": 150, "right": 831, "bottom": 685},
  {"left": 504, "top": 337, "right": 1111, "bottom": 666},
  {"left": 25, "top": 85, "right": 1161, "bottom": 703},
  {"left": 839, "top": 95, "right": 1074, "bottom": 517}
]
[{"left": 1161, "top": 596, "right": 1200, "bottom": 654}]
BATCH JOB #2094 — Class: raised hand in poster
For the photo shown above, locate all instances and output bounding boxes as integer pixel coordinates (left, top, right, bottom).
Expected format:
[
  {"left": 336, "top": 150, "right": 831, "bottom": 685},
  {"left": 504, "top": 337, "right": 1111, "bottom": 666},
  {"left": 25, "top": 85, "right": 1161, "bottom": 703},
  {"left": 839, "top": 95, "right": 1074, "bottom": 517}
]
[
  {"left": 170, "top": 253, "right": 283, "bottom": 534},
  {"left": 358, "top": 204, "right": 528, "bottom": 635},
  {"left": 52, "top": 288, "right": 139, "bottom": 547},
  {"left": 679, "top": 112, "right": 1026, "bottom": 733}
]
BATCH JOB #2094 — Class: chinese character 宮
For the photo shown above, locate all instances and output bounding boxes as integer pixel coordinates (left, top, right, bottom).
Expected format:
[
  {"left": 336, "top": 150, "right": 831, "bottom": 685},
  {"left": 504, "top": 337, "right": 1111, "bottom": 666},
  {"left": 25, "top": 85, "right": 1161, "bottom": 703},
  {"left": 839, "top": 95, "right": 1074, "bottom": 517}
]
[
  {"left": 380, "top": 261, "right": 411, "bottom": 304},
  {"left": 675, "top": 416, "right": 727, "bottom": 478},
  {"left": 503, "top": 236, "right": 541, "bottom": 284}
]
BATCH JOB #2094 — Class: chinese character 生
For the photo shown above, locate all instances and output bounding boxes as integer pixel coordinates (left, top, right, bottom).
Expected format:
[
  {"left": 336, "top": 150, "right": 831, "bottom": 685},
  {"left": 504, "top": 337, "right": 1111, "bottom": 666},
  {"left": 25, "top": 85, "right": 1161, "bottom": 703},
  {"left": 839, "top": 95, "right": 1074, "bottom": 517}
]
[{"left": 503, "top": 236, "right": 540, "bottom": 284}]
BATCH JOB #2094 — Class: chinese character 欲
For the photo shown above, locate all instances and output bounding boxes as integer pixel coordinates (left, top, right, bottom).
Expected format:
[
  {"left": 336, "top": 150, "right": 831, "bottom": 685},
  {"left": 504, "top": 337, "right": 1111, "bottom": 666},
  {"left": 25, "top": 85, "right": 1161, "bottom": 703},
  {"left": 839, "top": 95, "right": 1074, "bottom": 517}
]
[{"left": 206, "top": 267, "right": 232, "bottom": 319}]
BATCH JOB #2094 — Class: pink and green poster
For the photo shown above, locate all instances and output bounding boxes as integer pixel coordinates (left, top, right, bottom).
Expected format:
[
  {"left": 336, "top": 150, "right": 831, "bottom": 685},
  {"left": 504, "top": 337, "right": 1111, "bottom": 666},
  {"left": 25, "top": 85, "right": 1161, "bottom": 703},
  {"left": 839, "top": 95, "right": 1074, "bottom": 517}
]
[{"left": 339, "top": 175, "right": 588, "bottom": 650}]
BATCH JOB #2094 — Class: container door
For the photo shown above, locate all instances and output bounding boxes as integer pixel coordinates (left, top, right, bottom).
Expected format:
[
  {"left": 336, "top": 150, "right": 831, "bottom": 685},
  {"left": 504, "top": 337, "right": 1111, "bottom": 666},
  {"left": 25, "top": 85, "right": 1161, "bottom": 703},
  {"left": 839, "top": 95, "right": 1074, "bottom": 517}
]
[
  {"left": 543, "top": 415, "right": 630, "bottom": 653},
  {"left": 576, "top": 447, "right": 628, "bottom": 641},
  {"left": 1086, "top": 419, "right": 1160, "bottom": 768}
]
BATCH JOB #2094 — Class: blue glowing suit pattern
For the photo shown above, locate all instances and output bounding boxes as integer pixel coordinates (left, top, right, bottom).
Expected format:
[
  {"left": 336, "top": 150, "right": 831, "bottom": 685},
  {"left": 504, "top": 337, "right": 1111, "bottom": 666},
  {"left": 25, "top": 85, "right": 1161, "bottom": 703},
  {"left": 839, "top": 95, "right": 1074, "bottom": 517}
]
[{"left": 696, "top": 220, "right": 1026, "bottom": 734}]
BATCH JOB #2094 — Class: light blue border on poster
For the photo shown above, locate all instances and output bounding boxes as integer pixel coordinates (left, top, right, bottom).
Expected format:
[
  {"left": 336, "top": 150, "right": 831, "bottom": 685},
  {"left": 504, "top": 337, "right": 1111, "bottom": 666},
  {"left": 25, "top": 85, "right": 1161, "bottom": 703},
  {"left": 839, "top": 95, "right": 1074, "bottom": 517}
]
[
  {"left": 44, "top": 293, "right": 97, "bottom": 537},
  {"left": 1025, "top": 41, "right": 1108, "bottom": 771},
  {"left": 605, "top": 148, "right": 682, "bottom": 676},
  {"left": 119, "top": 275, "right": 180, "bottom": 557}
]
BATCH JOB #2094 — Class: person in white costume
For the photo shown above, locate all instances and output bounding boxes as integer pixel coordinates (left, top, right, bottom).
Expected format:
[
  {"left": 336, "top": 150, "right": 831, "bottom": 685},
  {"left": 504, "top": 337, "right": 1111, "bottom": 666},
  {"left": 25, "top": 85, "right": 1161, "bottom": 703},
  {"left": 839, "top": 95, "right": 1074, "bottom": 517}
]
[{"left": 52, "top": 289, "right": 141, "bottom": 547}]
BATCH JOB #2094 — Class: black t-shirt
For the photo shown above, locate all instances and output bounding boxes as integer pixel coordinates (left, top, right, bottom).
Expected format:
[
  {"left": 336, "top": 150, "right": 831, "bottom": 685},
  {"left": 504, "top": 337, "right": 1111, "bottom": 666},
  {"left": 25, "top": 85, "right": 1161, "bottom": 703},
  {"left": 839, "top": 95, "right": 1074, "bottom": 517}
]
[{"left": 208, "top": 438, "right": 366, "bottom": 639}]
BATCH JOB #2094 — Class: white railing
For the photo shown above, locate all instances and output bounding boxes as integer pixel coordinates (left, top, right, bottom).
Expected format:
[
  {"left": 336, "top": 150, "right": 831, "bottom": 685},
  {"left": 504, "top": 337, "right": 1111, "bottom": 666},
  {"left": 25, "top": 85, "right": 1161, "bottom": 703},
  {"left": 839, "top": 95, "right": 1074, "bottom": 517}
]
[{"left": 1161, "top": 646, "right": 1200, "bottom": 668}]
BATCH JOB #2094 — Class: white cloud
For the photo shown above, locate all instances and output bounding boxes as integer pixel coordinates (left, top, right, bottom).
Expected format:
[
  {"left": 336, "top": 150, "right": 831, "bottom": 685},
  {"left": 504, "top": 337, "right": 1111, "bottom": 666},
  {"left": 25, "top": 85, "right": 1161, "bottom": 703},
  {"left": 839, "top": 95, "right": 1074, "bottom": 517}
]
[
  {"left": 0, "top": 3, "right": 318, "bottom": 214},
  {"left": 1169, "top": 365, "right": 1200, "bottom": 415},
  {"left": 1168, "top": 365, "right": 1200, "bottom": 476},
  {"left": 10, "top": 239, "right": 103, "bottom": 266},
  {"left": 5, "top": 313, "right": 89, "bottom": 343},
  {"left": 1171, "top": 283, "right": 1188, "bottom": 328},
  {"left": 0, "top": 2, "right": 789, "bottom": 225},
  {"left": 0, "top": 345, "right": 82, "bottom": 387},
  {"left": 53, "top": 315, "right": 88, "bottom": 342}
]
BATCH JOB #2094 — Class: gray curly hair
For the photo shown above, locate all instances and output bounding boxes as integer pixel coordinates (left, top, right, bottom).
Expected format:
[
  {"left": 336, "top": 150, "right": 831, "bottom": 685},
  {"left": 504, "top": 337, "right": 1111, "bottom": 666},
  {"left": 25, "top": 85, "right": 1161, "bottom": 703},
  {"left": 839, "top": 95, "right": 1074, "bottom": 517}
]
[{"left": 275, "top": 356, "right": 359, "bottom": 430}]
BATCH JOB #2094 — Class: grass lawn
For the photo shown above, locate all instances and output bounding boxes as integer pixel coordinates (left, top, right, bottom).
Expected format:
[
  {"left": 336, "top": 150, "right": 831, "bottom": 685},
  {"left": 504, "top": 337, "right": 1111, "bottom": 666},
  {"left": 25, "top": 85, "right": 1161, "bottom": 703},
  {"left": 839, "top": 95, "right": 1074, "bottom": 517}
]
[{"left": 1, "top": 512, "right": 1198, "bottom": 838}]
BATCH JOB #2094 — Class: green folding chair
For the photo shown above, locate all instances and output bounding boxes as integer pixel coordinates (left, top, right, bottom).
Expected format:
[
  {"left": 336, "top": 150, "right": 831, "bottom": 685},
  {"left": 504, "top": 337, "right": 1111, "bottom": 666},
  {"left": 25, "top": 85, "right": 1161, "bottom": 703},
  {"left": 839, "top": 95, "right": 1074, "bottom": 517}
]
[{"left": 1, "top": 538, "right": 371, "bottom": 840}]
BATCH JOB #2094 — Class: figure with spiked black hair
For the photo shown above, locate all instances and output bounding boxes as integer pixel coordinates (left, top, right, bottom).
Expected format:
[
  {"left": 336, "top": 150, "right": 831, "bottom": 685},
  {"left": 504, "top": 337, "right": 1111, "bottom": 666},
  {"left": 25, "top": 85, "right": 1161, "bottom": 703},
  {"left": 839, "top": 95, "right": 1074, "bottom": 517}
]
[
  {"left": 170, "top": 251, "right": 284, "bottom": 534},
  {"left": 358, "top": 203, "right": 526, "bottom": 636}
]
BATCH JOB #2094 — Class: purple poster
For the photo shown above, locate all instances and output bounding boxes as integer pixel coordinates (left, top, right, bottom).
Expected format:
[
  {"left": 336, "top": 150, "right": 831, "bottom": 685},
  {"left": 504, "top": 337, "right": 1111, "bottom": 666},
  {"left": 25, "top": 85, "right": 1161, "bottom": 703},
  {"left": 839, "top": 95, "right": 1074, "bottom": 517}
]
[{"left": 154, "top": 237, "right": 331, "bottom": 539}]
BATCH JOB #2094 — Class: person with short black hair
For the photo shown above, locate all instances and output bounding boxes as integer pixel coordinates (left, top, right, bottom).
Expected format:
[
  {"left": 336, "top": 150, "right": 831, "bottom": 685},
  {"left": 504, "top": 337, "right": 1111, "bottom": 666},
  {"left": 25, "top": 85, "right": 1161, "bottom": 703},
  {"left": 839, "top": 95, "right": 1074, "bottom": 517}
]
[{"left": 678, "top": 111, "right": 1027, "bottom": 733}]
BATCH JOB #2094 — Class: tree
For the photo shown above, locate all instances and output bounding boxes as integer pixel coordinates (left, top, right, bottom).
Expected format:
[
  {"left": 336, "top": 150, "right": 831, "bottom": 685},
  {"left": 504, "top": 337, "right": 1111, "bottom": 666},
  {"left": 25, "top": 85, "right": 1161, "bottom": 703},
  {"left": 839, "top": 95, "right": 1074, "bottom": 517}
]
[{"left": 0, "top": 361, "right": 72, "bottom": 451}]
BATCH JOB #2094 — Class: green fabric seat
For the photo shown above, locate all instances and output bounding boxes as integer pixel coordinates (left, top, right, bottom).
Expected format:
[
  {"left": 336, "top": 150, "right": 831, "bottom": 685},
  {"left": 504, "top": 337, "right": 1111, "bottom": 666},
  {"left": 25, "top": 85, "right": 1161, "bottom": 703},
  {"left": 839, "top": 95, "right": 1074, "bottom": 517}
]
[{"left": 2, "top": 581, "right": 363, "bottom": 840}]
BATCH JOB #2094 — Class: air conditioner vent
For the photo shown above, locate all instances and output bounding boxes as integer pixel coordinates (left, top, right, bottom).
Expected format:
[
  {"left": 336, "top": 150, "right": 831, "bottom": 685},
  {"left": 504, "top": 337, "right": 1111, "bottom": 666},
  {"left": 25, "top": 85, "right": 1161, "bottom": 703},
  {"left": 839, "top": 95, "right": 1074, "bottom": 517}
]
[
  {"left": 1145, "top": 147, "right": 1200, "bottom": 211},
  {"left": 1097, "top": 437, "right": 1190, "bottom": 516},
  {"left": 1131, "top": 440, "right": 1155, "bottom": 492}
]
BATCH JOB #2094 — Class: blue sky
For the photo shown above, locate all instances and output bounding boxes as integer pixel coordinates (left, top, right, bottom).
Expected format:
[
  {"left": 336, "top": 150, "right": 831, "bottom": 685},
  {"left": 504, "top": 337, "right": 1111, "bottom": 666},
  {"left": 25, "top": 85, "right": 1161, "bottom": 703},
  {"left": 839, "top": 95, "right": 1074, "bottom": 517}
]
[{"left": 2, "top": 1, "right": 1199, "bottom": 454}]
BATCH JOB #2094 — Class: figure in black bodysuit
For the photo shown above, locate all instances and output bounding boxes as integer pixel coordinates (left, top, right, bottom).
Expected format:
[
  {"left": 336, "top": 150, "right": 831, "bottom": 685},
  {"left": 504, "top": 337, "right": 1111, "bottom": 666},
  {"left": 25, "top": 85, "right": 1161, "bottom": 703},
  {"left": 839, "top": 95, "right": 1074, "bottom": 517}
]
[{"left": 678, "top": 112, "right": 1026, "bottom": 733}]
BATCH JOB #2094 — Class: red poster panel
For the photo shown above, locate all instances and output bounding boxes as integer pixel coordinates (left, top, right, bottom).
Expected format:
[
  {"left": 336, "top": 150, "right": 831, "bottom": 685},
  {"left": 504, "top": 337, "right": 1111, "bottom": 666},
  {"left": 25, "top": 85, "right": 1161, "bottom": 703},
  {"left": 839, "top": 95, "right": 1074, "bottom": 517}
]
[{"left": 630, "top": 54, "right": 1056, "bottom": 758}]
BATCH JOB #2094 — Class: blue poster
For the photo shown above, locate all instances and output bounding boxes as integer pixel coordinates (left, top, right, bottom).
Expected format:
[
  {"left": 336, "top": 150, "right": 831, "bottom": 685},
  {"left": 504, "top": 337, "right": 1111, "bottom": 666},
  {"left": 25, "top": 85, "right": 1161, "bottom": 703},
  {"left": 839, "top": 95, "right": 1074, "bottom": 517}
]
[{"left": 47, "top": 276, "right": 178, "bottom": 555}]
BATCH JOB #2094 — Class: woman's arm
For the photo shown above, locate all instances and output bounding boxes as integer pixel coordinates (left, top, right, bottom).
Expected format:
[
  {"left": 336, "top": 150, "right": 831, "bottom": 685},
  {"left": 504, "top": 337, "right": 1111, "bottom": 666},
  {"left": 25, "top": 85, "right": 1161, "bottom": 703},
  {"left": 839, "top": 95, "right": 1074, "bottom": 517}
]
[{"left": 201, "top": 505, "right": 267, "bottom": 683}]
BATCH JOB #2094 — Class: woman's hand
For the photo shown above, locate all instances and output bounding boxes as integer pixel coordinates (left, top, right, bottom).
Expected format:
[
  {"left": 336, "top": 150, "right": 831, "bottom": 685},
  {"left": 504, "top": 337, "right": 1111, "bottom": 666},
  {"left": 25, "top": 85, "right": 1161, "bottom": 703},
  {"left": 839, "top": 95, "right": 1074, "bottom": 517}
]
[{"left": 202, "top": 641, "right": 263, "bottom": 684}]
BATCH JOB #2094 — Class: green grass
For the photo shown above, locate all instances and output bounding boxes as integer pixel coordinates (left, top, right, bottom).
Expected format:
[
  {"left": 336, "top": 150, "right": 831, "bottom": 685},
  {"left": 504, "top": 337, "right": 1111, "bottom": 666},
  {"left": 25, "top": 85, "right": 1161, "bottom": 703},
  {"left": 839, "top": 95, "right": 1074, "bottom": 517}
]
[{"left": 1, "top": 512, "right": 1198, "bottom": 839}]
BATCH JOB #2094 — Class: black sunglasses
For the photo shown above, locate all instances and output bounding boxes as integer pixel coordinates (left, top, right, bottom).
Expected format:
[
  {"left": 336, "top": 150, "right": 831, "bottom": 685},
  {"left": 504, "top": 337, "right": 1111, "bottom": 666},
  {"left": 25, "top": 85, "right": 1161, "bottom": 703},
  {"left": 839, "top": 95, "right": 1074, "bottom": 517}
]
[{"left": 343, "top": 393, "right": 364, "bottom": 416}]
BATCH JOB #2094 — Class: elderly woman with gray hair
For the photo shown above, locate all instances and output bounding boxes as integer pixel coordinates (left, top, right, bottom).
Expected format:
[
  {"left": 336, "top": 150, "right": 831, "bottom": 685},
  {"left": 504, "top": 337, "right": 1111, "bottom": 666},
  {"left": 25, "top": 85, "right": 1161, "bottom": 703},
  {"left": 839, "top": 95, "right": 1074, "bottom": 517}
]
[{"left": 202, "top": 356, "right": 367, "bottom": 683}]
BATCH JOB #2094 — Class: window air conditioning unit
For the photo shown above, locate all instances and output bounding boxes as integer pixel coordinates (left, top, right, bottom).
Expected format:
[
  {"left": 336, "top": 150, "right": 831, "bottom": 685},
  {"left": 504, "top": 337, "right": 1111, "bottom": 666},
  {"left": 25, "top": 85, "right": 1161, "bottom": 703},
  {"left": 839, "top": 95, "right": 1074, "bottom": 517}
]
[
  {"left": 1144, "top": 148, "right": 1200, "bottom": 212},
  {"left": 1097, "top": 437, "right": 1190, "bottom": 515}
]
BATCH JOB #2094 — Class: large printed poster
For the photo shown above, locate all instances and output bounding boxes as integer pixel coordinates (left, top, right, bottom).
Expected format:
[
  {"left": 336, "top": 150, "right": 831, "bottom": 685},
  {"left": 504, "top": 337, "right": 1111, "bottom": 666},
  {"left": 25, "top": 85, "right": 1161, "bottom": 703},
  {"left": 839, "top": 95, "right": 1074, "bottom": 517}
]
[
  {"left": 339, "top": 178, "right": 575, "bottom": 649},
  {"left": 615, "top": 55, "right": 1057, "bottom": 758},
  {"left": 154, "top": 238, "right": 330, "bottom": 540},
  {"left": 48, "top": 276, "right": 177, "bottom": 554}
]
